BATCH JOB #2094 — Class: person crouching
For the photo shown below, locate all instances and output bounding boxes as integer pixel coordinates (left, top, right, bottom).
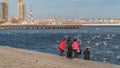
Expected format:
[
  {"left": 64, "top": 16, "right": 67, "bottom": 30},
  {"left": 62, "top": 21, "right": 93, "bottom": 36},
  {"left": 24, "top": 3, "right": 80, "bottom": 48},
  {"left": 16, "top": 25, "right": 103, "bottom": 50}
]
[
  {"left": 58, "top": 39, "right": 66, "bottom": 56},
  {"left": 83, "top": 48, "right": 90, "bottom": 60}
]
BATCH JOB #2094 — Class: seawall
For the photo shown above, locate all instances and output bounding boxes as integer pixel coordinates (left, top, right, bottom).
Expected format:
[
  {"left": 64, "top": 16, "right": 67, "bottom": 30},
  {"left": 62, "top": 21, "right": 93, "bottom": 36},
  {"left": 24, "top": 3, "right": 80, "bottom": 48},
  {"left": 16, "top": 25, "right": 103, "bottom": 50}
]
[{"left": 0, "top": 46, "right": 119, "bottom": 68}]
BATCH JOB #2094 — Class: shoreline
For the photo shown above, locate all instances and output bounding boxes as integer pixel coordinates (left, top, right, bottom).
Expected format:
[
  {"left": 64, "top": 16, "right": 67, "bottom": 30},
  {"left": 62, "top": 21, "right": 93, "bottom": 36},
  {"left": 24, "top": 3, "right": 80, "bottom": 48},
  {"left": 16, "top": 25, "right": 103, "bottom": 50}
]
[
  {"left": 0, "top": 46, "right": 119, "bottom": 68},
  {"left": 0, "top": 24, "right": 120, "bottom": 29},
  {"left": 82, "top": 24, "right": 120, "bottom": 26}
]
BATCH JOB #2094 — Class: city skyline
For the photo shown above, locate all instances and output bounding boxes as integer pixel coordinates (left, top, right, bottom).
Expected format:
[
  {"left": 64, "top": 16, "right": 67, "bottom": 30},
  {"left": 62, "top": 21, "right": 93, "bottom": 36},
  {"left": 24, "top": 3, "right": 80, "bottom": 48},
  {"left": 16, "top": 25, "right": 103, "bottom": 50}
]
[{"left": 0, "top": 0, "right": 120, "bottom": 19}]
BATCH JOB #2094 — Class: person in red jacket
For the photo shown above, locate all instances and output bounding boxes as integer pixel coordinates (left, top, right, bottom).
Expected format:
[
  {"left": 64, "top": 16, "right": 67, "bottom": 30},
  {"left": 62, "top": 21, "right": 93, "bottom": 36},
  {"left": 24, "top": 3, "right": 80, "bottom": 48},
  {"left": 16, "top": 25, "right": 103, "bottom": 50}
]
[
  {"left": 58, "top": 39, "right": 66, "bottom": 56},
  {"left": 72, "top": 39, "right": 80, "bottom": 58}
]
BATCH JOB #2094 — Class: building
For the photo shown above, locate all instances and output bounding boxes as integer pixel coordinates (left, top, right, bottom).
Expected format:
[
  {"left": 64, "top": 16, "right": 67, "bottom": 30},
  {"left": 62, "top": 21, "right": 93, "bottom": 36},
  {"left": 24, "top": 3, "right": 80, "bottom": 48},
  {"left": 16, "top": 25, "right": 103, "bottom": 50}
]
[
  {"left": 22, "top": 4, "right": 26, "bottom": 21},
  {"left": 0, "top": 3, "right": 3, "bottom": 22},
  {"left": 18, "top": 0, "right": 24, "bottom": 22},
  {"left": 3, "top": 0, "right": 8, "bottom": 22},
  {"left": 0, "top": 2, "right": 5, "bottom": 23},
  {"left": 0, "top": 1, "right": 9, "bottom": 23}
]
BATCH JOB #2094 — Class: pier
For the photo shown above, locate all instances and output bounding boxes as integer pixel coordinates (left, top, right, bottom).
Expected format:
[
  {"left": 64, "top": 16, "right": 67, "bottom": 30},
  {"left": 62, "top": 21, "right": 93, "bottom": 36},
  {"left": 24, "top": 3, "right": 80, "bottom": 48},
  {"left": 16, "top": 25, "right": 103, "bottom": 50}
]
[{"left": 0, "top": 24, "right": 82, "bottom": 29}]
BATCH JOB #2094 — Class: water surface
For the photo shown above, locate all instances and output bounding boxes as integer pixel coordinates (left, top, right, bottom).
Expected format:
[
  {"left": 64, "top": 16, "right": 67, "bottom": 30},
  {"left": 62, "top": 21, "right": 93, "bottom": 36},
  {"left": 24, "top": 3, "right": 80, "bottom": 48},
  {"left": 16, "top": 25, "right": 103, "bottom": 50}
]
[{"left": 0, "top": 26, "right": 120, "bottom": 65}]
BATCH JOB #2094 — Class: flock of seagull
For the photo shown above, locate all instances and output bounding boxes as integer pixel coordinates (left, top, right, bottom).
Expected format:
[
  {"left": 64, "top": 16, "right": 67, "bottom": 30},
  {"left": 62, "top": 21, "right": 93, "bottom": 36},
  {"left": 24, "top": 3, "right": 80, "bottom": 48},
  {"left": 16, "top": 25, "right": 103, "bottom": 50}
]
[{"left": 74, "top": 28, "right": 120, "bottom": 63}]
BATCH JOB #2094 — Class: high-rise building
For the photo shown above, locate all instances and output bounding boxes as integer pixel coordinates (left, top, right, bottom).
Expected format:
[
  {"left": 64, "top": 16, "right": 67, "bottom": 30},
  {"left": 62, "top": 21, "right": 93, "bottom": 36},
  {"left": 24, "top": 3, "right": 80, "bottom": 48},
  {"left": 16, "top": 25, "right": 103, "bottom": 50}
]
[
  {"left": 0, "top": 1, "right": 8, "bottom": 23},
  {"left": 1, "top": 0, "right": 26, "bottom": 23},
  {"left": 0, "top": 2, "right": 4, "bottom": 22},
  {"left": 22, "top": 4, "right": 26, "bottom": 21},
  {"left": 17, "top": 0, "right": 23, "bottom": 22},
  {"left": 0, "top": 2, "right": 8, "bottom": 23},
  {"left": 3, "top": 0, "right": 8, "bottom": 22}
]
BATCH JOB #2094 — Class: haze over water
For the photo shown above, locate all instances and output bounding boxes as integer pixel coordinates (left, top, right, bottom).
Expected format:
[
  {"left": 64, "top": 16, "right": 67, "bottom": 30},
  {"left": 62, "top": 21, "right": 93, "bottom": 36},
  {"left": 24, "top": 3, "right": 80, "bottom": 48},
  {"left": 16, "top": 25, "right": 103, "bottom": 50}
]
[{"left": 0, "top": 26, "right": 120, "bottom": 65}]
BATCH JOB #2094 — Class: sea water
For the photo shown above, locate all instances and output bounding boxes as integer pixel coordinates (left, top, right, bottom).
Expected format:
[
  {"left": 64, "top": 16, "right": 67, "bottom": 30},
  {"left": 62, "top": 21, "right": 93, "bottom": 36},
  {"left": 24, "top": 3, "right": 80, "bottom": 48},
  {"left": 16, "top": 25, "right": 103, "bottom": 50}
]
[{"left": 0, "top": 26, "right": 120, "bottom": 65}]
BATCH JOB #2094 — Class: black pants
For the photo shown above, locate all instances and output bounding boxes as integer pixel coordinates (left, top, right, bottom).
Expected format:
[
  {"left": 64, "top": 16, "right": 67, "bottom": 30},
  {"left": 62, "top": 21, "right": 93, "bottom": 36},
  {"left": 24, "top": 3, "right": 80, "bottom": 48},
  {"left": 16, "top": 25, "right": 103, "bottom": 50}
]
[
  {"left": 73, "top": 50, "right": 79, "bottom": 58},
  {"left": 60, "top": 50, "right": 64, "bottom": 55},
  {"left": 67, "top": 47, "right": 73, "bottom": 58},
  {"left": 84, "top": 55, "right": 90, "bottom": 60}
]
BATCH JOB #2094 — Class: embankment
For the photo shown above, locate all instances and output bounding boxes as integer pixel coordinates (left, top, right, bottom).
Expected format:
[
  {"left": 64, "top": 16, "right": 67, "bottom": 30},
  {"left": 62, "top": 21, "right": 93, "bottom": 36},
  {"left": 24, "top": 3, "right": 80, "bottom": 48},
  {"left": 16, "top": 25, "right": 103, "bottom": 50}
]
[{"left": 0, "top": 46, "right": 119, "bottom": 68}]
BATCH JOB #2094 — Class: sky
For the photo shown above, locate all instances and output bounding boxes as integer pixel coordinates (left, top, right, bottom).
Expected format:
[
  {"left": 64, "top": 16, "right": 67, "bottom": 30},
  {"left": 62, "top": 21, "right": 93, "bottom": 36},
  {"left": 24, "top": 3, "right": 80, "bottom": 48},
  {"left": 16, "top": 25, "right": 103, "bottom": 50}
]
[{"left": 0, "top": 0, "right": 120, "bottom": 19}]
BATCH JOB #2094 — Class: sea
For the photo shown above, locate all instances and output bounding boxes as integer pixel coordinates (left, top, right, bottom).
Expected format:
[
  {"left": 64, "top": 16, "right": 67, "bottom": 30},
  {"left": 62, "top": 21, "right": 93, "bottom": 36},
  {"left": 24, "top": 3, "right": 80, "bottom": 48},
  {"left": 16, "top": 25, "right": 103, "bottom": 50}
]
[{"left": 0, "top": 26, "right": 120, "bottom": 65}]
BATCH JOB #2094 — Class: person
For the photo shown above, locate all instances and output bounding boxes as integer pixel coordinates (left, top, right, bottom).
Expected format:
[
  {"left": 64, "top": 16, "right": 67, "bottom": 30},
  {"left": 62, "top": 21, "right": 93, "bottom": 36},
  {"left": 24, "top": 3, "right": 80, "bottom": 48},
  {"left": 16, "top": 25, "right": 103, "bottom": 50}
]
[
  {"left": 72, "top": 39, "right": 80, "bottom": 58},
  {"left": 58, "top": 39, "right": 66, "bottom": 56},
  {"left": 83, "top": 48, "right": 90, "bottom": 60},
  {"left": 66, "top": 37, "right": 73, "bottom": 58}
]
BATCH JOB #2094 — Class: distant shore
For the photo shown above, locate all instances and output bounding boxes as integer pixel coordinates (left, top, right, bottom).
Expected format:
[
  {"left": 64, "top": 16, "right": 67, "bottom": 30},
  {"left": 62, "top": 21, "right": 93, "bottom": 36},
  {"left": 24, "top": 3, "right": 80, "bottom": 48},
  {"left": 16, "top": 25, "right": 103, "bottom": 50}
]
[
  {"left": 0, "top": 24, "right": 82, "bottom": 29},
  {"left": 0, "top": 46, "right": 119, "bottom": 68},
  {"left": 82, "top": 24, "right": 120, "bottom": 26},
  {"left": 0, "top": 24, "right": 120, "bottom": 29}
]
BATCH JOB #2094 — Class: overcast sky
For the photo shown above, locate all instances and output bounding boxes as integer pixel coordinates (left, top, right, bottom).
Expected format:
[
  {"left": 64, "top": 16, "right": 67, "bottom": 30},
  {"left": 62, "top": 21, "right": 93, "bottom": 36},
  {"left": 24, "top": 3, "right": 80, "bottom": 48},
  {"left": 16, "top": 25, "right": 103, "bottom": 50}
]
[{"left": 0, "top": 0, "right": 120, "bottom": 19}]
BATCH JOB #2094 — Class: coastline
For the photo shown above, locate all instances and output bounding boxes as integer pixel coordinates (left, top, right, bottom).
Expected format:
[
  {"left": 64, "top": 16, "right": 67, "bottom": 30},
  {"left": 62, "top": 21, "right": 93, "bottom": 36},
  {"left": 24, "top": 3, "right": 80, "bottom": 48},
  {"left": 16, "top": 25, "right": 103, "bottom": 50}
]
[
  {"left": 0, "top": 46, "right": 119, "bottom": 68},
  {"left": 0, "top": 24, "right": 120, "bottom": 30},
  {"left": 82, "top": 24, "right": 120, "bottom": 26}
]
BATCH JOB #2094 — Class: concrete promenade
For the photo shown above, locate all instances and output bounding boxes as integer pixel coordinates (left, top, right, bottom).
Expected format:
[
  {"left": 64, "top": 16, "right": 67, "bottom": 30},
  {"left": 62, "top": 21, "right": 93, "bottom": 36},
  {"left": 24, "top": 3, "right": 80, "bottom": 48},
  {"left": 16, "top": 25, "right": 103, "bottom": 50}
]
[{"left": 0, "top": 46, "right": 120, "bottom": 68}]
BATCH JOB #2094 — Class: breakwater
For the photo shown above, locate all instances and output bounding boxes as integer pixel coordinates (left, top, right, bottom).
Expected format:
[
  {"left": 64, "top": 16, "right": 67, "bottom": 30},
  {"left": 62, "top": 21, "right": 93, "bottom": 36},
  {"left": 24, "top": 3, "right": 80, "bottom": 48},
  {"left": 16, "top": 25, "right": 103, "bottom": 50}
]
[
  {"left": 0, "top": 46, "right": 119, "bottom": 68},
  {"left": 0, "top": 24, "right": 82, "bottom": 29}
]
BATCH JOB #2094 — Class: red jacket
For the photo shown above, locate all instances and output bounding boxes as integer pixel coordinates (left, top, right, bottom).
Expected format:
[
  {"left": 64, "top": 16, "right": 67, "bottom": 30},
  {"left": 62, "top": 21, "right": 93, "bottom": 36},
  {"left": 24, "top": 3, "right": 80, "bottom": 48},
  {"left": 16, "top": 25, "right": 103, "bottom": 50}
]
[
  {"left": 58, "top": 40, "right": 66, "bottom": 51},
  {"left": 72, "top": 41, "right": 80, "bottom": 50}
]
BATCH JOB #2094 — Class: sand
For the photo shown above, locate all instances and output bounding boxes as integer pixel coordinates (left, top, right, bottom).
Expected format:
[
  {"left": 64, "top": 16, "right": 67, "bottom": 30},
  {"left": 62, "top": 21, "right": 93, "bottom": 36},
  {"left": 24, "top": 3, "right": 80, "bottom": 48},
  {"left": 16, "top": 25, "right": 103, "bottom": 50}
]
[{"left": 0, "top": 46, "right": 119, "bottom": 68}]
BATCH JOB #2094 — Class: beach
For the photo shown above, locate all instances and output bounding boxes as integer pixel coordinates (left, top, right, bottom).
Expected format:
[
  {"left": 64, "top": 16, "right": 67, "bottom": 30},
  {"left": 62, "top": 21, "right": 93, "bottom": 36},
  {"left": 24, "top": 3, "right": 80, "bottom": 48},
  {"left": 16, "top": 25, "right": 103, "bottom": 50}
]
[{"left": 0, "top": 46, "right": 119, "bottom": 68}]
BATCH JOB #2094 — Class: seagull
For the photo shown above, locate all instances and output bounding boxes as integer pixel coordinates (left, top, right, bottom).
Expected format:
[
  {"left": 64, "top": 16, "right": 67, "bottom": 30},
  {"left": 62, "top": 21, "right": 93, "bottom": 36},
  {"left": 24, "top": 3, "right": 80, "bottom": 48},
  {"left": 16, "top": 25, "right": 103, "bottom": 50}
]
[
  {"left": 112, "top": 34, "right": 115, "bottom": 37},
  {"left": 84, "top": 30, "right": 89, "bottom": 34},
  {"left": 96, "top": 34, "right": 101, "bottom": 38},
  {"left": 96, "top": 28, "right": 100, "bottom": 31},
  {"left": 92, "top": 35, "right": 97, "bottom": 39},
  {"left": 112, "top": 45, "right": 119, "bottom": 49},
  {"left": 105, "top": 34, "right": 115, "bottom": 40},
  {"left": 87, "top": 40, "right": 90, "bottom": 44},
  {"left": 103, "top": 41, "right": 107, "bottom": 46},
  {"left": 94, "top": 43, "right": 100, "bottom": 47},
  {"left": 106, "top": 51, "right": 114, "bottom": 54},
  {"left": 117, "top": 56, "right": 120, "bottom": 59}
]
